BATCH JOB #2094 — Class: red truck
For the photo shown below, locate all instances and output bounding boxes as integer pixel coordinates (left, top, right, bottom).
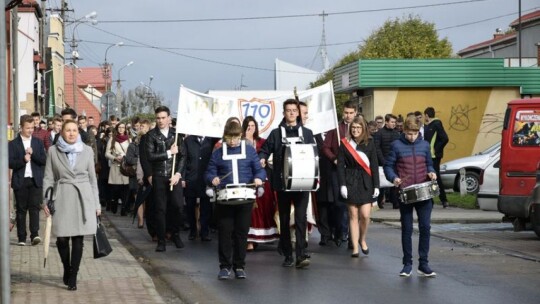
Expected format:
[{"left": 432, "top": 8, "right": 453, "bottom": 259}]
[{"left": 499, "top": 98, "right": 540, "bottom": 238}]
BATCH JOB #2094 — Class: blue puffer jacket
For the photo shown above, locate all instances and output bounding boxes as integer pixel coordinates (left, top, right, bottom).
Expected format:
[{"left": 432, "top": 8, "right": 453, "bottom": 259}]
[
  {"left": 383, "top": 134, "right": 435, "bottom": 188},
  {"left": 205, "top": 140, "right": 266, "bottom": 187}
]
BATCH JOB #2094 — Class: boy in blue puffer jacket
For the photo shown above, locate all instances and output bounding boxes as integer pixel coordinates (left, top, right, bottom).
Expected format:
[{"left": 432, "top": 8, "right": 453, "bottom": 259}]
[{"left": 384, "top": 117, "right": 438, "bottom": 278}]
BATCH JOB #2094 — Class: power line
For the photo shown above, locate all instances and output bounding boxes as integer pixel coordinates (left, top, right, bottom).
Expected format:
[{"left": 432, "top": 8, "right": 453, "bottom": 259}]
[
  {"left": 78, "top": 6, "right": 538, "bottom": 53},
  {"left": 80, "top": 39, "right": 363, "bottom": 51},
  {"left": 96, "top": 0, "right": 489, "bottom": 23},
  {"left": 86, "top": 24, "right": 320, "bottom": 74},
  {"left": 436, "top": 7, "right": 539, "bottom": 31}
]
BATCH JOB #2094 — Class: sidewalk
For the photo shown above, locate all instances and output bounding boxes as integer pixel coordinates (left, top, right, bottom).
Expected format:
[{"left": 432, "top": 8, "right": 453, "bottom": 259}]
[
  {"left": 9, "top": 216, "right": 165, "bottom": 304},
  {"left": 371, "top": 202, "right": 503, "bottom": 224}
]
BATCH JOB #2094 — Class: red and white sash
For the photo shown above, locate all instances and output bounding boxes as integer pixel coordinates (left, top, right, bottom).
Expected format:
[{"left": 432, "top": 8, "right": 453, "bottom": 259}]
[{"left": 341, "top": 138, "right": 371, "bottom": 176}]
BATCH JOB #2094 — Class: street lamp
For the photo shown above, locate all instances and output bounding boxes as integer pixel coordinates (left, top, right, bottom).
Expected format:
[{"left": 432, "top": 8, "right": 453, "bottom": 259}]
[
  {"left": 70, "top": 11, "right": 98, "bottom": 113},
  {"left": 115, "top": 61, "right": 134, "bottom": 117},
  {"left": 102, "top": 42, "right": 123, "bottom": 92}
]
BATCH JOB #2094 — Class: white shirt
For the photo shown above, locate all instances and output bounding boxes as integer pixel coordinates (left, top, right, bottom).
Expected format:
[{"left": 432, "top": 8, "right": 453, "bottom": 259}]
[
  {"left": 21, "top": 135, "right": 33, "bottom": 178},
  {"left": 160, "top": 128, "right": 173, "bottom": 159}
]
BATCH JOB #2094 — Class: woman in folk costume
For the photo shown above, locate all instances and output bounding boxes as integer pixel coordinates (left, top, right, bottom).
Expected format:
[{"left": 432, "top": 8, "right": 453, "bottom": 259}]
[
  {"left": 242, "top": 116, "right": 279, "bottom": 250},
  {"left": 337, "top": 116, "right": 379, "bottom": 257},
  {"left": 205, "top": 119, "right": 266, "bottom": 280},
  {"left": 43, "top": 120, "right": 101, "bottom": 290},
  {"left": 105, "top": 122, "right": 131, "bottom": 214}
]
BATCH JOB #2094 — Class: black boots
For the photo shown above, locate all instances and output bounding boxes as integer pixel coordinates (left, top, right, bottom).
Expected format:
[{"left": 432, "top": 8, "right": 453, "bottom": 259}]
[{"left": 56, "top": 239, "right": 70, "bottom": 286}]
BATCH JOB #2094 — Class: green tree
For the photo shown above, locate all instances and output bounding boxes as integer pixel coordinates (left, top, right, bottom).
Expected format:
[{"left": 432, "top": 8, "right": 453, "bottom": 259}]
[{"left": 312, "top": 15, "right": 453, "bottom": 115}]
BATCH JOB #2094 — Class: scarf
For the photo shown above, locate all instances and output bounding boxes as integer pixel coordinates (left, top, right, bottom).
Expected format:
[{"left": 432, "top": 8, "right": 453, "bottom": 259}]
[
  {"left": 116, "top": 134, "right": 129, "bottom": 143},
  {"left": 56, "top": 135, "right": 84, "bottom": 169}
]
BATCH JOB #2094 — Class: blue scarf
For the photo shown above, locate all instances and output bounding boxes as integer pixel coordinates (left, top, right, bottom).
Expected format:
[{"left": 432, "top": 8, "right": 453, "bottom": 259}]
[{"left": 56, "top": 135, "right": 84, "bottom": 169}]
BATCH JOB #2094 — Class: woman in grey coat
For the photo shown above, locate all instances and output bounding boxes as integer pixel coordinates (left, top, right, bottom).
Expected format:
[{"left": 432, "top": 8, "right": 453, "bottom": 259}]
[{"left": 43, "top": 120, "right": 101, "bottom": 291}]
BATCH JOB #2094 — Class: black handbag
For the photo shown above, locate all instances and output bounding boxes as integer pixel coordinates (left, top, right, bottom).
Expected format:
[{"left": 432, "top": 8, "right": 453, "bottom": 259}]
[
  {"left": 120, "top": 158, "right": 137, "bottom": 177},
  {"left": 93, "top": 217, "right": 113, "bottom": 259}
]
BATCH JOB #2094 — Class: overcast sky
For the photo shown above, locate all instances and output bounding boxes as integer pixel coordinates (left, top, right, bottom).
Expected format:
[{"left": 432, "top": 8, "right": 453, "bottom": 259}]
[{"left": 50, "top": 0, "right": 538, "bottom": 109}]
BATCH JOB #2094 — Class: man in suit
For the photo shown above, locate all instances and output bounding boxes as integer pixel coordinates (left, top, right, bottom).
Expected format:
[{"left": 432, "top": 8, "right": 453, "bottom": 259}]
[
  {"left": 322, "top": 100, "right": 357, "bottom": 246},
  {"left": 182, "top": 134, "right": 219, "bottom": 241},
  {"left": 9, "top": 114, "right": 47, "bottom": 246},
  {"left": 145, "top": 106, "right": 186, "bottom": 252}
]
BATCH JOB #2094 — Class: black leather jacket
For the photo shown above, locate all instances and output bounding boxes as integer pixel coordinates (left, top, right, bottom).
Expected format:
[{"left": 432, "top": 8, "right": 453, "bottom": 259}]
[{"left": 144, "top": 127, "right": 185, "bottom": 177}]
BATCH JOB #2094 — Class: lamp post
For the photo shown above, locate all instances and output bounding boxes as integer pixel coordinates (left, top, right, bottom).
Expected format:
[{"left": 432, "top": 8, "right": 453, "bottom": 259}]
[
  {"left": 102, "top": 42, "right": 123, "bottom": 92},
  {"left": 116, "top": 61, "right": 134, "bottom": 117},
  {"left": 70, "top": 11, "right": 97, "bottom": 113}
]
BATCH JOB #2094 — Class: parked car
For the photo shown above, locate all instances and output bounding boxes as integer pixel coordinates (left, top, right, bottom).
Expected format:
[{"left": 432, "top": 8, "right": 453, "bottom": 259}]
[
  {"left": 440, "top": 141, "right": 500, "bottom": 194},
  {"left": 477, "top": 155, "right": 500, "bottom": 211}
]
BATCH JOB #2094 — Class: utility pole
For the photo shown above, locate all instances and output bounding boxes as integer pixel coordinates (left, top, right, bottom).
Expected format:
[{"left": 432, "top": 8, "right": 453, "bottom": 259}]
[
  {"left": 518, "top": 0, "right": 522, "bottom": 67},
  {"left": 1, "top": 4, "right": 12, "bottom": 304}
]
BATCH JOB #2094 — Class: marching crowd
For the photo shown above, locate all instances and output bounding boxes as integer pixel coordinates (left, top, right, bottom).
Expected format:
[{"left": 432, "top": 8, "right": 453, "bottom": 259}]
[{"left": 9, "top": 99, "right": 449, "bottom": 289}]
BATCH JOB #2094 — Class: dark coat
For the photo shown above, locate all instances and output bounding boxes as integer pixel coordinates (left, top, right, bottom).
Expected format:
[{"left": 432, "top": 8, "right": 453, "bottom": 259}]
[
  {"left": 9, "top": 135, "right": 47, "bottom": 190},
  {"left": 373, "top": 126, "right": 400, "bottom": 165},
  {"left": 144, "top": 127, "right": 185, "bottom": 177},
  {"left": 258, "top": 120, "right": 315, "bottom": 191},
  {"left": 384, "top": 135, "right": 435, "bottom": 189},
  {"left": 138, "top": 133, "right": 152, "bottom": 182},
  {"left": 337, "top": 138, "right": 379, "bottom": 202},
  {"left": 183, "top": 135, "right": 219, "bottom": 197},
  {"left": 423, "top": 118, "right": 449, "bottom": 159},
  {"left": 319, "top": 121, "right": 348, "bottom": 202}
]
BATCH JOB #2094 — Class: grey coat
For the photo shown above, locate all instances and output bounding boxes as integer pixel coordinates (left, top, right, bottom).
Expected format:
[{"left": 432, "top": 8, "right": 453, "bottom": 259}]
[{"left": 43, "top": 145, "right": 100, "bottom": 237}]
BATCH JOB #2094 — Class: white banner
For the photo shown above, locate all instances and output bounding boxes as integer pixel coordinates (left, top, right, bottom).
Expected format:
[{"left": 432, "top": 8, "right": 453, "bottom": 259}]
[{"left": 175, "top": 81, "right": 338, "bottom": 138}]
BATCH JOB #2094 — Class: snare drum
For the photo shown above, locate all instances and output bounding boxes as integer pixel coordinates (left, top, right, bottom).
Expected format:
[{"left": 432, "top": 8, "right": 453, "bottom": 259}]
[
  {"left": 399, "top": 181, "right": 440, "bottom": 204},
  {"left": 283, "top": 144, "right": 319, "bottom": 191},
  {"left": 216, "top": 184, "right": 256, "bottom": 205}
]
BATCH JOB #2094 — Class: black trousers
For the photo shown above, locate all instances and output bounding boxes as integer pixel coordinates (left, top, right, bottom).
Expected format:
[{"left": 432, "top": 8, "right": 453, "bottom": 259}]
[
  {"left": 186, "top": 195, "right": 213, "bottom": 238},
  {"left": 152, "top": 175, "right": 184, "bottom": 241},
  {"left": 216, "top": 202, "right": 253, "bottom": 270},
  {"left": 14, "top": 178, "right": 41, "bottom": 242},
  {"left": 316, "top": 199, "right": 332, "bottom": 239},
  {"left": 277, "top": 191, "right": 309, "bottom": 258},
  {"left": 432, "top": 157, "right": 448, "bottom": 202}
]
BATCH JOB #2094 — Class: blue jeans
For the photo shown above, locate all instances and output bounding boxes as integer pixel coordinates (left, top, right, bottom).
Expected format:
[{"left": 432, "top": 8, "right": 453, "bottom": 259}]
[{"left": 399, "top": 199, "right": 432, "bottom": 266}]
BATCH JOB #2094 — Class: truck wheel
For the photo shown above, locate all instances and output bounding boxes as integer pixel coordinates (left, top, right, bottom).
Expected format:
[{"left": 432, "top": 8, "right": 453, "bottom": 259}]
[{"left": 531, "top": 203, "right": 540, "bottom": 239}]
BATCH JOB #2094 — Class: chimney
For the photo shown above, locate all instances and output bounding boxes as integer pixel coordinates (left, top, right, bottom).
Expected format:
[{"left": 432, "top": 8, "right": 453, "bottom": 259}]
[{"left": 493, "top": 28, "right": 504, "bottom": 40}]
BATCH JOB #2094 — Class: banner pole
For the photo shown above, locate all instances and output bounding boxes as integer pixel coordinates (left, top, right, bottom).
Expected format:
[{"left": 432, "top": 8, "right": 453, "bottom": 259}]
[{"left": 170, "top": 132, "right": 179, "bottom": 191}]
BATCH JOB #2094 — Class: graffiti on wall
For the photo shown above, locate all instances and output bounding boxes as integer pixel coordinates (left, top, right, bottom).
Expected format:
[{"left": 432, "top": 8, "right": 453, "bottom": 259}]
[
  {"left": 479, "top": 112, "right": 505, "bottom": 136},
  {"left": 449, "top": 104, "right": 477, "bottom": 131}
]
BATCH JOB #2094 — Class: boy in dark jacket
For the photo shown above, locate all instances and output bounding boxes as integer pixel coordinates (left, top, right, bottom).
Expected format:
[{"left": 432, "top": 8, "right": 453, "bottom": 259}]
[
  {"left": 384, "top": 117, "right": 438, "bottom": 278},
  {"left": 423, "top": 107, "right": 449, "bottom": 207},
  {"left": 259, "top": 99, "right": 315, "bottom": 269}
]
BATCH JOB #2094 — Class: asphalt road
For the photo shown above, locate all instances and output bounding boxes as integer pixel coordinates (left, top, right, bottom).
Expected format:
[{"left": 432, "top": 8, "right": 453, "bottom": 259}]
[{"left": 105, "top": 214, "right": 540, "bottom": 304}]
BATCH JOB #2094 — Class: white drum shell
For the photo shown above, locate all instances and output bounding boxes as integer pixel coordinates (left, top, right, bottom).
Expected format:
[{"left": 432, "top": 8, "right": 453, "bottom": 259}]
[
  {"left": 216, "top": 184, "right": 256, "bottom": 205},
  {"left": 283, "top": 144, "right": 319, "bottom": 191}
]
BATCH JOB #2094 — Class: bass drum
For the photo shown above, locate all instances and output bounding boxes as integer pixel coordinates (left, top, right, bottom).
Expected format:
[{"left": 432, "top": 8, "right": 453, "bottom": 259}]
[{"left": 283, "top": 144, "right": 319, "bottom": 191}]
